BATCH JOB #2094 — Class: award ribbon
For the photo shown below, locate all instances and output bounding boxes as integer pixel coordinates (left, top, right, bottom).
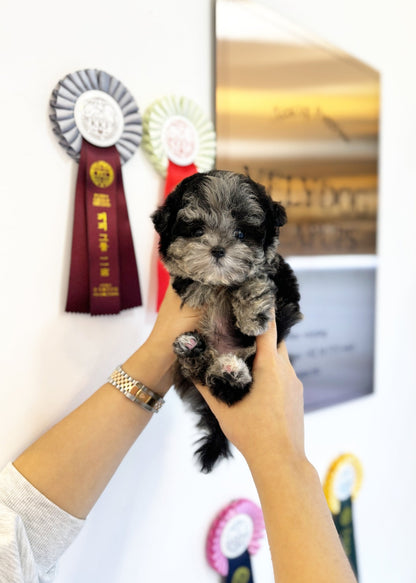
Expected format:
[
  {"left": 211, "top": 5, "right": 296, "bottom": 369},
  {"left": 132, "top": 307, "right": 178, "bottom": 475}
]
[
  {"left": 142, "top": 96, "right": 216, "bottom": 308},
  {"left": 207, "top": 499, "right": 264, "bottom": 582},
  {"left": 50, "top": 69, "right": 142, "bottom": 314},
  {"left": 156, "top": 159, "right": 198, "bottom": 309},
  {"left": 323, "top": 453, "right": 363, "bottom": 579}
]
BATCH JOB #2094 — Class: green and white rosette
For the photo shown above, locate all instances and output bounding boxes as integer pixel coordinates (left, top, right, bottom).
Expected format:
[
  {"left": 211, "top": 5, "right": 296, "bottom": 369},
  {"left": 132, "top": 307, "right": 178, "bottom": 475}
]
[
  {"left": 142, "top": 95, "right": 216, "bottom": 309},
  {"left": 142, "top": 95, "right": 216, "bottom": 177},
  {"left": 324, "top": 453, "right": 363, "bottom": 579}
]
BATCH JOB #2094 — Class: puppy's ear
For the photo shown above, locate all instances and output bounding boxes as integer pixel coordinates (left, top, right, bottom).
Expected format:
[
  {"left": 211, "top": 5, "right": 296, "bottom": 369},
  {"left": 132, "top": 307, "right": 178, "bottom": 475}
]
[
  {"left": 151, "top": 206, "right": 170, "bottom": 235},
  {"left": 151, "top": 198, "right": 179, "bottom": 259},
  {"left": 151, "top": 176, "right": 193, "bottom": 258},
  {"left": 273, "top": 201, "right": 287, "bottom": 227},
  {"left": 151, "top": 177, "right": 188, "bottom": 237},
  {"left": 151, "top": 172, "right": 205, "bottom": 238}
]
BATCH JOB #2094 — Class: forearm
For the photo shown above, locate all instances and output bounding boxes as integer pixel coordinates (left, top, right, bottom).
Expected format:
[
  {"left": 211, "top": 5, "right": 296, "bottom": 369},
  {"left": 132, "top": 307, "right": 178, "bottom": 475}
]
[
  {"left": 13, "top": 342, "right": 174, "bottom": 519},
  {"left": 249, "top": 454, "right": 357, "bottom": 583}
]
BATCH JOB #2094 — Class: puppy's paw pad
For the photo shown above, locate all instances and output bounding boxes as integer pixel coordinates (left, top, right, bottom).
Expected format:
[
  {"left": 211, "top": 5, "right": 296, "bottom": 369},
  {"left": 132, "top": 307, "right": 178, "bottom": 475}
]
[
  {"left": 173, "top": 332, "right": 205, "bottom": 357},
  {"left": 206, "top": 354, "right": 252, "bottom": 404},
  {"left": 219, "top": 354, "right": 251, "bottom": 383}
]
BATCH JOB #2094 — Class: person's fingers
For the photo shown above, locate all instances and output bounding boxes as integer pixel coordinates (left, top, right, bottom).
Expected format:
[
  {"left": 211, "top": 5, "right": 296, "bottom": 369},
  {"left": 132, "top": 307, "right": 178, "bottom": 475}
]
[
  {"left": 253, "top": 315, "right": 277, "bottom": 369},
  {"left": 276, "top": 339, "right": 289, "bottom": 358},
  {"left": 155, "top": 282, "right": 202, "bottom": 337},
  {"left": 193, "top": 379, "right": 226, "bottom": 417},
  {"left": 193, "top": 379, "right": 208, "bottom": 399}
]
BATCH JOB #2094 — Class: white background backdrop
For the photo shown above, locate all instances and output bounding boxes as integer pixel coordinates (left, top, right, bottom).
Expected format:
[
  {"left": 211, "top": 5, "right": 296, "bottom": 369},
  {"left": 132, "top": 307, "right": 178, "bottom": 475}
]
[{"left": 1, "top": 0, "right": 415, "bottom": 581}]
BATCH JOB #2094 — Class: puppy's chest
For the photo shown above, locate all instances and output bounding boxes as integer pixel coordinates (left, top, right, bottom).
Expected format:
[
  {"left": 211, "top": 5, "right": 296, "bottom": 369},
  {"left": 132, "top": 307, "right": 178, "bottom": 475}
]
[{"left": 202, "top": 289, "right": 245, "bottom": 354}]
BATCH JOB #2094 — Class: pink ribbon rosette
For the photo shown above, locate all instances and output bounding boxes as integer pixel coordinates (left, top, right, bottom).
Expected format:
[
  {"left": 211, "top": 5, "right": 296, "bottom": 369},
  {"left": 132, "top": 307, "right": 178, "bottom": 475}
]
[{"left": 206, "top": 498, "right": 265, "bottom": 582}]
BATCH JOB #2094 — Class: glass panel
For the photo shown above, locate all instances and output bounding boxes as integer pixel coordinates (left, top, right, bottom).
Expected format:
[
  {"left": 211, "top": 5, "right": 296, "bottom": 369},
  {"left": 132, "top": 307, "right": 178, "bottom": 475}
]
[
  {"left": 216, "top": 0, "right": 379, "bottom": 256},
  {"left": 215, "top": 0, "right": 380, "bottom": 409}
]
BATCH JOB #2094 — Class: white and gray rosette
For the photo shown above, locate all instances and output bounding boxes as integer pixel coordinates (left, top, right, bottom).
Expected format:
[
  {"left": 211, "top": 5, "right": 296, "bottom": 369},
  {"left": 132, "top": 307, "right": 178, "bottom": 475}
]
[
  {"left": 142, "top": 95, "right": 216, "bottom": 175},
  {"left": 50, "top": 69, "right": 142, "bottom": 164}
]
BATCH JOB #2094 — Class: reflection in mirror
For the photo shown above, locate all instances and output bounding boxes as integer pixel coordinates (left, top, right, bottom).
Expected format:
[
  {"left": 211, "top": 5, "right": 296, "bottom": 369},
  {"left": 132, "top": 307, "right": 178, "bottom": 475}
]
[{"left": 215, "top": 0, "right": 379, "bottom": 410}]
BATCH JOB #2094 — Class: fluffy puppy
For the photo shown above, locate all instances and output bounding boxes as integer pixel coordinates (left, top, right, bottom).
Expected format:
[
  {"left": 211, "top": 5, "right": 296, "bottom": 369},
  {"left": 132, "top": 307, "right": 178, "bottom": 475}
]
[{"left": 152, "top": 170, "right": 301, "bottom": 472}]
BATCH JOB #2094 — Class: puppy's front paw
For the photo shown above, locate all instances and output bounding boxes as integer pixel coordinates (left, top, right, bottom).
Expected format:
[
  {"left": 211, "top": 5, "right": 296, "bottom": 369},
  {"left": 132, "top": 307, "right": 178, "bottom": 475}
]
[
  {"left": 237, "top": 311, "right": 271, "bottom": 336},
  {"left": 232, "top": 278, "right": 275, "bottom": 336},
  {"left": 206, "top": 354, "right": 252, "bottom": 405},
  {"left": 173, "top": 331, "right": 206, "bottom": 358}
]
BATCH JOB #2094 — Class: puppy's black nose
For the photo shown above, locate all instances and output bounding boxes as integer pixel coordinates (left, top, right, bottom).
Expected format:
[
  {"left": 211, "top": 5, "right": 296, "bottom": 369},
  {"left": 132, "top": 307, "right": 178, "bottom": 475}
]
[{"left": 211, "top": 246, "right": 226, "bottom": 259}]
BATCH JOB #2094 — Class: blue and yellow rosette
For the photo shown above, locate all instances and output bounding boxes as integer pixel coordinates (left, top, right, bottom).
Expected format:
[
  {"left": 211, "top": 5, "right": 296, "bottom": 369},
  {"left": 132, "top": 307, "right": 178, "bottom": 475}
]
[
  {"left": 50, "top": 69, "right": 142, "bottom": 315},
  {"left": 324, "top": 453, "right": 363, "bottom": 579},
  {"left": 142, "top": 95, "right": 216, "bottom": 309}
]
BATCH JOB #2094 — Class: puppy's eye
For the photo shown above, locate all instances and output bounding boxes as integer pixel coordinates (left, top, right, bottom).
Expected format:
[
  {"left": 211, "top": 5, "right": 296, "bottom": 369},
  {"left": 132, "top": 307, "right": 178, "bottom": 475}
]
[
  {"left": 234, "top": 229, "right": 245, "bottom": 240},
  {"left": 193, "top": 227, "right": 204, "bottom": 237}
]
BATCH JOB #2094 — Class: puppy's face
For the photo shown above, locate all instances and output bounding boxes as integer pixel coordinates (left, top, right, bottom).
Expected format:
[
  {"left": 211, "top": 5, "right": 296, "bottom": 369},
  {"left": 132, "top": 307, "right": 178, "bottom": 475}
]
[{"left": 152, "top": 171, "right": 286, "bottom": 286}]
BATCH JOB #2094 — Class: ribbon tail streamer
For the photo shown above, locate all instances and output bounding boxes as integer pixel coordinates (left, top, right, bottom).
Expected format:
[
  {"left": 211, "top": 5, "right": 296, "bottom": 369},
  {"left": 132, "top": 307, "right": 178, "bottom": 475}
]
[
  {"left": 156, "top": 159, "right": 198, "bottom": 309},
  {"left": 332, "top": 497, "right": 359, "bottom": 579},
  {"left": 66, "top": 140, "right": 141, "bottom": 315},
  {"left": 66, "top": 143, "right": 91, "bottom": 313},
  {"left": 116, "top": 162, "right": 142, "bottom": 309},
  {"left": 226, "top": 550, "right": 254, "bottom": 583}
]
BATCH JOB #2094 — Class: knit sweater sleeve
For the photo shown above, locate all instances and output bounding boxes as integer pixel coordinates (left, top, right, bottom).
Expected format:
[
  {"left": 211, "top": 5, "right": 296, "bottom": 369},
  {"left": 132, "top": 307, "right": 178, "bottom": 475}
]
[{"left": 0, "top": 463, "right": 84, "bottom": 583}]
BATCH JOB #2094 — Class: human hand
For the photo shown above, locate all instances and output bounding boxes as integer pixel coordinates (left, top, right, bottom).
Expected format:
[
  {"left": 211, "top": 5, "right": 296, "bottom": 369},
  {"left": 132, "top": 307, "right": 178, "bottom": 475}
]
[
  {"left": 194, "top": 318, "right": 305, "bottom": 470},
  {"left": 123, "top": 284, "right": 202, "bottom": 395},
  {"left": 144, "top": 283, "right": 202, "bottom": 357}
]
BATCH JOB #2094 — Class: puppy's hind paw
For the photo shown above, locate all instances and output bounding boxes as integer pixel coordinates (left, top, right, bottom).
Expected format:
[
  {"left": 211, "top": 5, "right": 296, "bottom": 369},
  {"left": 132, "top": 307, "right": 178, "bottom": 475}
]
[
  {"left": 173, "top": 331, "right": 206, "bottom": 358},
  {"left": 206, "top": 354, "right": 252, "bottom": 405}
]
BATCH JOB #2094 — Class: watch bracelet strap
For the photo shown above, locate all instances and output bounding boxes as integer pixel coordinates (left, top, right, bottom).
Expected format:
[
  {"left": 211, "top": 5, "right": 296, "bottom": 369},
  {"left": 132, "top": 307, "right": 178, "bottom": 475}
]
[{"left": 108, "top": 365, "right": 165, "bottom": 413}]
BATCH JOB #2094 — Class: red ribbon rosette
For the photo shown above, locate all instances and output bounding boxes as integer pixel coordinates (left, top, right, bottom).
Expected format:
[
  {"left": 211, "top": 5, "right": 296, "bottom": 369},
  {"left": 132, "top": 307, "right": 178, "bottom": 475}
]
[
  {"left": 142, "top": 96, "right": 216, "bottom": 309},
  {"left": 50, "top": 69, "right": 142, "bottom": 315}
]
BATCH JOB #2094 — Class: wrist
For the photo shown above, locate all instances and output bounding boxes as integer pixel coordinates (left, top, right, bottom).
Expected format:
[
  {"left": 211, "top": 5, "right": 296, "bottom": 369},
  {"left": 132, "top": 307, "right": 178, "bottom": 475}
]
[
  {"left": 122, "top": 341, "right": 175, "bottom": 396},
  {"left": 247, "top": 446, "right": 314, "bottom": 486}
]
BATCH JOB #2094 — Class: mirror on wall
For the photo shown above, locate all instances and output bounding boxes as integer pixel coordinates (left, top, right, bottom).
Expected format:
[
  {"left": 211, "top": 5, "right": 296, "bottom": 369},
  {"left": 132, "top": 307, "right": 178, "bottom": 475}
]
[{"left": 215, "top": 0, "right": 380, "bottom": 411}]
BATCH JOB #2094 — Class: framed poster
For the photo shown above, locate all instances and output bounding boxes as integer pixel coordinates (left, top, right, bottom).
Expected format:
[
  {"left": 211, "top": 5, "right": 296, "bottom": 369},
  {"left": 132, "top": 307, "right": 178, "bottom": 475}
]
[{"left": 215, "top": 0, "right": 380, "bottom": 410}]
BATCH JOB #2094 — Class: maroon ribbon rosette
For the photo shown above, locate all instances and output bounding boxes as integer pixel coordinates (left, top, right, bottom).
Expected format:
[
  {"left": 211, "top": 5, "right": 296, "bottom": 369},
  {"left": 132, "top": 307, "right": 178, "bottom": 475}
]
[{"left": 50, "top": 69, "right": 142, "bottom": 315}]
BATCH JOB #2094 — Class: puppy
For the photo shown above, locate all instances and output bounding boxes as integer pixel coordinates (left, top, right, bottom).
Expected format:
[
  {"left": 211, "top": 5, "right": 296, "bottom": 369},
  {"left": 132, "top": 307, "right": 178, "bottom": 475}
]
[{"left": 152, "top": 170, "right": 301, "bottom": 472}]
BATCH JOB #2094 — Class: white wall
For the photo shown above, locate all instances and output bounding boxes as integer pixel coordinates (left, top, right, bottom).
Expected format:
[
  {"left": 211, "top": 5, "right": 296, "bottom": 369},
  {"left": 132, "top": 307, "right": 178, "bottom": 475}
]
[{"left": 1, "top": 0, "right": 415, "bottom": 581}]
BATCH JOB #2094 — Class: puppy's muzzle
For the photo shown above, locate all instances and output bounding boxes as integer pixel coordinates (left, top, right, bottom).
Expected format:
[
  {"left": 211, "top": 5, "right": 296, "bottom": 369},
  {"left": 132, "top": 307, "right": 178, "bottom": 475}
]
[{"left": 211, "top": 246, "right": 226, "bottom": 259}]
